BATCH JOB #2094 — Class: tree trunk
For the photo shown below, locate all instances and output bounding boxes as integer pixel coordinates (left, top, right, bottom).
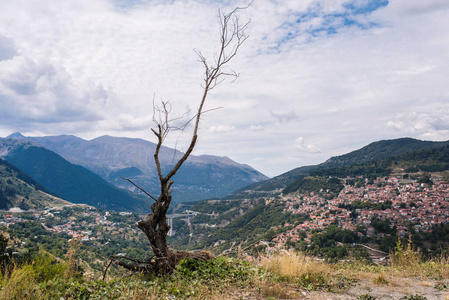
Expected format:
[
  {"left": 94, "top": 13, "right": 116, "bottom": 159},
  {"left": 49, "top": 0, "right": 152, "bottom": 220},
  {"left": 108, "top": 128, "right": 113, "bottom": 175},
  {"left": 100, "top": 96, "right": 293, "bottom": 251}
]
[
  {"left": 135, "top": 181, "right": 174, "bottom": 273},
  {"left": 113, "top": 7, "right": 248, "bottom": 275}
]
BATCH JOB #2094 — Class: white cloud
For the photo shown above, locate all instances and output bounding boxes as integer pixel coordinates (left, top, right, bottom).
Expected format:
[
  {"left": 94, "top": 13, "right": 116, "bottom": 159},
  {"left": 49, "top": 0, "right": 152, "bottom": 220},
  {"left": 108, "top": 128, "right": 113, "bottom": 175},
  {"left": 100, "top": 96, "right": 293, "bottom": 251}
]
[
  {"left": 295, "top": 137, "right": 321, "bottom": 153},
  {"left": 0, "top": 0, "right": 448, "bottom": 176},
  {"left": 387, "top": 111, "right": 449, "bottom": 134},
  {"left": 116, "top": 114, "right": 153, "bottom": 131},
  {"left": 250, "top": 125, "right": 264, "bottom": 131},
  {"left": 0, "top": 56, "right": 107, "bottom": 125},
  {"left": 208, "top": 125, "right": 235, "bottom": 133},
  {"left": 0, "top": 33, "right": 16, "bottom": 61},
  {"left": 270, "top": 110, "right": 298, "bottom": 123},
  {"left": 388, "top": 0, "right": 449, "bottom": 15}
]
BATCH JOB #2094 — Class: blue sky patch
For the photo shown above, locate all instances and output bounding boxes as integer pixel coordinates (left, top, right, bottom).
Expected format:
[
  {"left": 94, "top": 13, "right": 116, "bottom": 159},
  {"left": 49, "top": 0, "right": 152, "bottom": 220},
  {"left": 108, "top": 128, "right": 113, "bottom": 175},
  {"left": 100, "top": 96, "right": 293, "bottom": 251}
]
[
  {"left": 343, "top": 0, "right": 389, "bottom": 15},
  {"left": 274, "top": 0, "right": 389, "bottom": 48}
]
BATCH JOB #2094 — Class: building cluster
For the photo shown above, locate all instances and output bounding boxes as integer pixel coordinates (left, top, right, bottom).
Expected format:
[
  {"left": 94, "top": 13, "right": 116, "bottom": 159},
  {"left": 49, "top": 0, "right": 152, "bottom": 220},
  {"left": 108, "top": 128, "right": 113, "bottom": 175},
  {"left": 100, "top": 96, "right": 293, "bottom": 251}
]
[
  {"left": 274, "top": 177, "right": 449, "bottom": 247},
  {"left": 0, "top": 206, "right": 120, "bottom": 242}
]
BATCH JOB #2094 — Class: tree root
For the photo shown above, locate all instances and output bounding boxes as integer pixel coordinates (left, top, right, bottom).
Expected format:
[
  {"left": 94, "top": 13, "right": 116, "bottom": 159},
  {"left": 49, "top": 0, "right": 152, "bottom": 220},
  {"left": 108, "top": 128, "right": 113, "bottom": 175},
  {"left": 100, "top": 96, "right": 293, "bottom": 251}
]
[{"left": 104, "top": 250, "right": 213, "bottom": 279}]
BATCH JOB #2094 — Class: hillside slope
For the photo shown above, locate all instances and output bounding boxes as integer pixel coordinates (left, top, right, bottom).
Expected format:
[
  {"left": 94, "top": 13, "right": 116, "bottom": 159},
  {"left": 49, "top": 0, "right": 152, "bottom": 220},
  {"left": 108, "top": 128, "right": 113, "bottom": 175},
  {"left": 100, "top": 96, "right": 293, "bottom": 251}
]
[
  {"left": 0, "top": 158, "right": 70, "bottom": 210},
  {"left": 0, "top": 139, "right": 151, "bottom": 212},
  {"left": 228, "top": 137, "right": 449, "bottom": 199}
]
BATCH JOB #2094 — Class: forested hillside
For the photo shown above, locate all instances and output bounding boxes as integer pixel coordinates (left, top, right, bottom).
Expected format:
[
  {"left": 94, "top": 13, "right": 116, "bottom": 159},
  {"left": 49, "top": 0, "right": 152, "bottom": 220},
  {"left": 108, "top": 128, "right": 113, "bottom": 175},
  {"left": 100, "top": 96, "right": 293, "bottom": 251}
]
[
  {"left": 227, "top": 138, "right": 449, "bottom": 200},
  {"left": 0, "top": 158, "right": 69, "bottom": 210},
  {"left": 3, "top": 145, "right": 151, "bottom": 212}
]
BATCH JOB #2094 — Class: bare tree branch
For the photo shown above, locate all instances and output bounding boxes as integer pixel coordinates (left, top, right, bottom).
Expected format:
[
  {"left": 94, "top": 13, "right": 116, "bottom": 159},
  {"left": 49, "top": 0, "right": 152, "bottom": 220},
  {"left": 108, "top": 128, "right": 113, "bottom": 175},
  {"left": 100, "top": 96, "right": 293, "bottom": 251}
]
[
  {"left": 121, "top": 176, "right": 157, "bottom": 201},
  {"left": 172, "top": 106, "right": 223, "bottom": 133},
  {"left": 121, "top": 5, "right": 250, "bottom": 275},
  {"left": 160, "top": 8, "right": 249, "bottom": 182}
]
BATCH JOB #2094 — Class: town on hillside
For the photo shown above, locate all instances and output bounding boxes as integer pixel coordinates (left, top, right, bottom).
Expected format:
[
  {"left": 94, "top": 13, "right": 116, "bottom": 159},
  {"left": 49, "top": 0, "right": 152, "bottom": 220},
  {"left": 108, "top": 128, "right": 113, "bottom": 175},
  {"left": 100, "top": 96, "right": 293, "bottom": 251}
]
[
  {"left": 1, "top": 174, "right": 449, "bottom": 266},
  {"left": 267, "top": 175, "right": 449, "bottom": 257}
]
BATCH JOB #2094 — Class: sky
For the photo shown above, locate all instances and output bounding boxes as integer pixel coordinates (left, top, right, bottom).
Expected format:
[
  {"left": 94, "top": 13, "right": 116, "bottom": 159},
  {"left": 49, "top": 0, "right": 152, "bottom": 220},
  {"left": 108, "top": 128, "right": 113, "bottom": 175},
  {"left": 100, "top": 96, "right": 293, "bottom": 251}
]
[{"left": 1, "top": 0, "right": 449, "bottom": 177}]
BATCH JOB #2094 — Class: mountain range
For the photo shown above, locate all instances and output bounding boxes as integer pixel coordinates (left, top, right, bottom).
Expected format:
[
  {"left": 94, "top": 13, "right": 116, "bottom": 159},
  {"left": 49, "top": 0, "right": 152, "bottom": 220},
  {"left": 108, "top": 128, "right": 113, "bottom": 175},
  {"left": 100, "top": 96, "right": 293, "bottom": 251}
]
[
  {"left": 0, "top": 133, "right": 268, "bottom": 210},
  {"left": 2, "top": 133, "right": 448, "bottom": 214}
]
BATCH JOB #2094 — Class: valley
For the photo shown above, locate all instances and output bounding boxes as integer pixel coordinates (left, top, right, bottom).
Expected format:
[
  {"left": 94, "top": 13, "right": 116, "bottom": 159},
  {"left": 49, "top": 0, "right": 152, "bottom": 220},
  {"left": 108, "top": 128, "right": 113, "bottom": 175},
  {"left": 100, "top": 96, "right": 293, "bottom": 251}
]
[
  {"left": 3, "top": 171, "right": 449, "bottom": 270},
  {"left": 1, "top": 135, "right": 449, "bottom": 299}
]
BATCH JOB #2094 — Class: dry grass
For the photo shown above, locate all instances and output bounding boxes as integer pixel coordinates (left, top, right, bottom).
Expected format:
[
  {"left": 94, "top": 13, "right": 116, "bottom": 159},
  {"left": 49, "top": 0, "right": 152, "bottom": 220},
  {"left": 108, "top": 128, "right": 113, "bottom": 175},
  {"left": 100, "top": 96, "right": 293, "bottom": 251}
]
[
  {"left": 389, "top": 236, "right": 422, "bottom": 274},
  {"left": 0, "top": 264, "right": 39, "bottom": 300},
  {"left": 2, "top": 244, "right": 449, "bottom": 300},
  {"left": 372, "top": 272, "right": 389, "bottom": 285},
  {"left": 256, "top": 245, "right": 449, "bottom": 299},
  {"left": 387, "top": 241, "right": 449, "bottom": 280},
  {"left": 334, "top": 237, "right": 449, "bottom": 283},
  {"left": 256, "top": 250, "right": 349, "bottom": 295},
  {"left": 260, "top": 282, "right": 297, "bottom": 299},
  {"left": 259, "top": 251, "right": 333, "bottom": 280}
]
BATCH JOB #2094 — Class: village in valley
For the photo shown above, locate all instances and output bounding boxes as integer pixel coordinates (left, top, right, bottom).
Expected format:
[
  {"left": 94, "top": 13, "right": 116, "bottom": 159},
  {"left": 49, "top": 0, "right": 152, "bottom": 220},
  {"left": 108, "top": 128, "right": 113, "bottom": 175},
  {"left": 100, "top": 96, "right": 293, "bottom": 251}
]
[
  {"left": 269, "top": 175, "right": 449, "bottom": 256},
  {"left": 0, "top": 206, "right": 124, "bottom": 242},
  {"left": 0, "top": 204, "right": 149, "bottom": 272},
  {"left": 1, "top": 173, "right": 449, "bottom": 265}
]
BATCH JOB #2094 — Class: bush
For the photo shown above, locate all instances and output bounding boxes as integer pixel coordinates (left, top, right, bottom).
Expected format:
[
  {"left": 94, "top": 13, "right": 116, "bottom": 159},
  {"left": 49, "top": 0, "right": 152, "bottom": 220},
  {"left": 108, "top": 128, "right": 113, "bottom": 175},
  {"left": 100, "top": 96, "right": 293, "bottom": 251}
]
[
  {"left": 390, "top": 237, "right": 421, "bottom": 269},
  {"left": 174, "top": 256, "right": 254, "bottom": 284},
  {"left": 359, "top": 294, "right": 377, "bottom": 300},
  {"left": 32, "top": 253, "right": 67, "bottom": 283},
  {"left": 400, "top": 295, "right": 427, "bottom": 300}
]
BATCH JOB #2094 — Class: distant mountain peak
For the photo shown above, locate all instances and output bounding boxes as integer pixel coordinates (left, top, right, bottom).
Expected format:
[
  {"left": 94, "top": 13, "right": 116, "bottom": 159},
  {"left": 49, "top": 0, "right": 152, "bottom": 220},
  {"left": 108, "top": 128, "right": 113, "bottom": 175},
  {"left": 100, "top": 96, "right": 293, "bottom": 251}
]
[
  {"left": 0, "top": 137, "right": 40, "bottom": 158},
  {"left": 6, "top": 132, "right": 25, "bottom": 139}
]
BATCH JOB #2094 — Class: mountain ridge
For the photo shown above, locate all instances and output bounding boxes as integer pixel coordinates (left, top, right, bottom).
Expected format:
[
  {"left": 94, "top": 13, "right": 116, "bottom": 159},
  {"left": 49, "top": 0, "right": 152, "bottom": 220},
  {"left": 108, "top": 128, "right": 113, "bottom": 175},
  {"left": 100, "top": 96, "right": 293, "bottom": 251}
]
[
  {"left": 4, "top": 133, "right": 268, "bottom": 203},
  {"left": 226, "top": 137, "right": 449, "bottom": 199}
]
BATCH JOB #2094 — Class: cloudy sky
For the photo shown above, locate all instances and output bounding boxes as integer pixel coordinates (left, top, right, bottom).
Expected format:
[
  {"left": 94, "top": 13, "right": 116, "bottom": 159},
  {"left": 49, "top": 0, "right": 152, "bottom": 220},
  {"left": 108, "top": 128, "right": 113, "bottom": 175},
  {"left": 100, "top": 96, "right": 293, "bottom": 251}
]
[{"left": 1, "top": 0, "right": 449, "bottom": 177}]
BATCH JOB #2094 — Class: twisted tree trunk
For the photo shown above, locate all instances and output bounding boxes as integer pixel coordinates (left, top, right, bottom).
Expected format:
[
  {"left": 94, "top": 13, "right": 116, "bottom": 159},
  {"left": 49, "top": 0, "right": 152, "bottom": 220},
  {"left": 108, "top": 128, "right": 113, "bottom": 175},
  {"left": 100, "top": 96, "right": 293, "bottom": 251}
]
[
  {"left": 113, "top": 7, "right": 249, "bottom": 275},
  {"left": 136, "top": 181, "right": 173, "bottom": 272}
]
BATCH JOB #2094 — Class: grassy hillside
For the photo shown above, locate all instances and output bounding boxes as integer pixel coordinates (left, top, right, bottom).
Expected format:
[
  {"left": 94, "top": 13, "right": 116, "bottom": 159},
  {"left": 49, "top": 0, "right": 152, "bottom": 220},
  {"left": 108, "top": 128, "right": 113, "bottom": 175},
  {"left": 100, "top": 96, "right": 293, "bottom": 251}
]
[
  {"left": 166, "top": 198, "right": 310, "bottom": 253},
  {"left": 197, "top": 200, "right": 309, "bottom": 252},
  {"left": 1, "top": 245, "right": 448, "bottom": 299}
]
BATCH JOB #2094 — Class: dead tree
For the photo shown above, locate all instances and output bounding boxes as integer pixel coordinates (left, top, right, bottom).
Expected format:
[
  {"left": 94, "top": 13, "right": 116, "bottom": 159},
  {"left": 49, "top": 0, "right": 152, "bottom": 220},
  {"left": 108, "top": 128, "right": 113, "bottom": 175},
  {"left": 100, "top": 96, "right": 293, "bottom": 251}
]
[{"left": 114, "top": 7, "right": 249, "bottom": 274}]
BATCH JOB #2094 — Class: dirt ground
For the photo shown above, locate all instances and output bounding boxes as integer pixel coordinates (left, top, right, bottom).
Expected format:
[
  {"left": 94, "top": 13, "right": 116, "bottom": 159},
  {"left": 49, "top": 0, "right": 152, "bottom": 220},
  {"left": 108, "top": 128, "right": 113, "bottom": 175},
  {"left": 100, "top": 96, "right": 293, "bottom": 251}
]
[
  {"left": 304, "top": 278, "right": 449, "bottom": 300},
  {"left": 238, "top": 277, "right": 449, "bottom": 299}
]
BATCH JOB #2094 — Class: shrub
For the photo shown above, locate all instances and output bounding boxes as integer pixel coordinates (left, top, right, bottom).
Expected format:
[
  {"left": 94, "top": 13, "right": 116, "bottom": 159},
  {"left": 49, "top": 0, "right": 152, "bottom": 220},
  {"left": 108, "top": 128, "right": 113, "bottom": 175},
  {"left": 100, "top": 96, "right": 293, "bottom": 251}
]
[
  {"left": 372, "top": 273, "right": 388, "bottom": 285},
  {"left": 32, "top": 253, "right": 66, "bottom": 283},
  {"left": 0, "top": 264, "right": 37, "bottom": 300},
  {"left": 359, "top": 294, "right": 377, "bottom": 300},
  {"left": 390, "top": 236, "right": 421, "bottom": 270},
  {"left": 400, "top": 295, "right": 427, "bottom": 300},
  {"left": 174, "top": 256, "right": 254, "bottom": 284}
]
